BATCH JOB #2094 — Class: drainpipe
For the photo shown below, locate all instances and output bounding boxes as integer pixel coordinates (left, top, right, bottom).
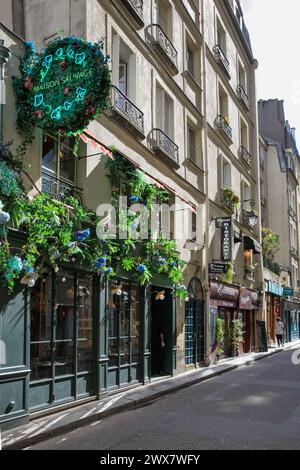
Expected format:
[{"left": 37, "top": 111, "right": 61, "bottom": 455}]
[
  {"left": 200, "top": 0, "right": 210, "bottom": 366},
  {"left": 0, "top": 39, "right": 11, "bottom": 142}
]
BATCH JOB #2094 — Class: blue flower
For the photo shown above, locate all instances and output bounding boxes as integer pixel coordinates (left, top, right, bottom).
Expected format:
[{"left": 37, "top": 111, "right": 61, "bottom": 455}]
[
  {"left": 22, "top": 260, "right": 35, "bottom": 273},
  {"left": 170, "top": 261, "right": 177, "bottom": 267},
  {"left": 0, "top": 211, "right": 10, "bottom": 224},
  {"left": 137, "top": 264, "right": 146, "bottom": 273},
  {"left": 129, "top": 195, "right": 139, "bottom": 203},
  {"left": 104, "top": 267, "right": 113, "bottom": 274},
  {"left": 130, "top": 220, "right": 139, "bottom": 231},
  {"left": 158, "top": 257, "right": 167, "bottom": 265},
  {"left": 8, "top": 256, "right": 23, "bottom": 273},
  {"left": 95, "top": 257, "right": 107, "bottom": 269},
  {"left": 74, "top": 228, "right": 90, "bottom": 241}
]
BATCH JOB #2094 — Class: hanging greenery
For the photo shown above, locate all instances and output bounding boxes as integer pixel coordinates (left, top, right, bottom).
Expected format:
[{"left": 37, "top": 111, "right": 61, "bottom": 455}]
[
  {"left": 229, "top": 319, "right": 244, "bottom": 357},
  {"left": 13, "top": 37, "right": 111, "bottom": 159},
  {"left": 0, "top": 145, "right": 186, "bottom": 298}
]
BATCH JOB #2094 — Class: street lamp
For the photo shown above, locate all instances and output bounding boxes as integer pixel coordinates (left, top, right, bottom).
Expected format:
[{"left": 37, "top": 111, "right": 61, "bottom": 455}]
[
  {"left": 237, "top": 199, "right": 258, "bottom": 228},
  {"left": 0, "top": 39, "right": 11, "bottom": 142}
]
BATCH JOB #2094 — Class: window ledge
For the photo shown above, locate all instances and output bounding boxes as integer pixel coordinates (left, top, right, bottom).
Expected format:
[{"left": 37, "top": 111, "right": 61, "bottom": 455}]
[
  {"left": 183, "top": 70, "right": 203, "bottom": 91},
  {"left": 185, "top": 157, "right": 205, "bottom": 173}
]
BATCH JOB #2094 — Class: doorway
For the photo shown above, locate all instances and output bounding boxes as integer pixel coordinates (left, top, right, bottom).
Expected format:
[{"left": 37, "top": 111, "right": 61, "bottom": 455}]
[
  {"left": 185, "top": 278, "right": 204, "bottom": 366},
  {"left": 151, "top": 286, "right": 173, "bottom": 377}
]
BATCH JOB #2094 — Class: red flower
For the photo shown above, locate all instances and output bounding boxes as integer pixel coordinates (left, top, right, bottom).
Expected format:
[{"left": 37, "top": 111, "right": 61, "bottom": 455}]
[
  {"left": 64, "top": 87, "right": 70, "bottom": 95},
  {"left": 73, "top": 41, "right": 79, "bottom": 49},
  {"left": 60, "top": 60, "right": 69, "bottom": 71},
  {"left": 89, "top": 107, "right": 95, "bottom": 115},
  {"left": 34, "top": 110, "right": 43, "bottom": 119},
  {"left": 84, "top": 94, "right": 91, "bottom": 105},
  {"left": 24, "top": 76, "right": 32, "bottom": 90}
]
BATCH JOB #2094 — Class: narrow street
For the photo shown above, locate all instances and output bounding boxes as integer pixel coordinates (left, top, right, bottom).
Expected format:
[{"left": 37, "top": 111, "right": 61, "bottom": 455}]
[{"left": 28, "top": 346, "right": 300, "bottom": 451}]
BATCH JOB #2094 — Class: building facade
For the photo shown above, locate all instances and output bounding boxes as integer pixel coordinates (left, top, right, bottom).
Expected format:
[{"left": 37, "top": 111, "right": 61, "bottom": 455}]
[
  {"left": 0, "top": 0, "right": 261, "bottom": 430},
  {"left": 259, "top": 99, "right": 300, "bottom": 346}
]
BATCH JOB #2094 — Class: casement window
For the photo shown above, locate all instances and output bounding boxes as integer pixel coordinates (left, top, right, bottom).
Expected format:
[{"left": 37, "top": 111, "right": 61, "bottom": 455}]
[
  {"left": 187, "top": 126, "right": 196, "bottom": 162},
  {"left": 219, "top": 84, "right": 229, "bottom": 121},
  {"left": 155, "top": 0, "right": 172, "bottom": 38},
  {"left": 42, "top": 133, "right": 76, "bottom": 184},
  {"left": 187, "top": 45, "right": 195, "bottom": 77},
  {"left": 216, "top": 18, "right": 226, "bottom": 53},
  {"left": 240, "top": 118, "right": 249, "bottom": 150},
  {"left": 112, "top": 34, "right": 136, "bottom": 101},
  {"left": 238, "top": 61, "right": 247, "bottom": 92},
  {"left": 221, "top": 157, "right": 231, "bottom": 189},
  {"left": 156, "top": 83, "right": 174, "bottom": 138},
  {"left": 241, "top": 180, "right": 251, "bottom": 211}
]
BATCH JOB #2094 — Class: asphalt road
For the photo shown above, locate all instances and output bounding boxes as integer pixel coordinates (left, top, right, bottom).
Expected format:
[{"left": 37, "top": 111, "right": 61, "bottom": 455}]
[{"left": 28, "top": 346, "right": 300, "bottom": 450}]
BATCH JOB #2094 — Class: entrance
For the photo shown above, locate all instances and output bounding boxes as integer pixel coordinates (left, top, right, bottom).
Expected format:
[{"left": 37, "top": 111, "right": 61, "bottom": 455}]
[
  {"left": 29, "top": 271, "right": 95, "bottom": 411},
  {"left": 185, "top": 278, "right": 205, "bottom": 365},
  {"left": 151, "top": 286, "right": 173, "bottom": 377},
  {"left": 107, "top": 281, "right": 142, "bottom": 390}
]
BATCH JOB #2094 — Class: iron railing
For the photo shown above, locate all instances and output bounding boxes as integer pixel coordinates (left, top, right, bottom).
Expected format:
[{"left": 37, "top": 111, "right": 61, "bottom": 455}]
[
  {"left": 42, "top": 172, "right": 83, "bottom": 204},
  {"left": 244, "top": 266, "right": 255, "bottom": 281},
  {"left": 216, "top": 115, "right": 233, "bottom": 142},
  {"left": 220, "top": 188, "right": 237, "bottom": 213},
  {"left": 289, "top": 206, "right": 297, "bottom": 221},
  {"left": 110, "top": 86, "right": 145, "bottom": 138},
  {"left": 290, "top": 247, "right": 299, "bottom": 259},
  {"left": 151, "top": 24, "right": 178, "bottom": 73},
  {"left": 213, "top": 45, "right": 230, "bottom": 76},
  {"left": 239, "top": 145, "right": 252, "bottom": 167},
  {"left": 121, "top": 0, "right": 144, "bottom": 26},
  {"left": 152, "top": 128, "right": 179, "bottom": 166},
  {"left": 263, "top": 256, "right": 281, "bottom": 276},
  {"left": 236, "top": 84, "right": 250, "bottom": 109}
]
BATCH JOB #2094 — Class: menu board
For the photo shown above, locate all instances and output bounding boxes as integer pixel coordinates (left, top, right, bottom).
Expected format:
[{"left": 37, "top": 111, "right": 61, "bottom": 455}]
[{"left": 257, "top": 320, "right": 268, "bottom": 352}]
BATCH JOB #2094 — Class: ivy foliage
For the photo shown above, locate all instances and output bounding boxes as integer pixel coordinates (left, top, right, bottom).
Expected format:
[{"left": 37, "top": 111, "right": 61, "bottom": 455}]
[{"left": 262, "top": 227, "right": 280, "bottom": 258}]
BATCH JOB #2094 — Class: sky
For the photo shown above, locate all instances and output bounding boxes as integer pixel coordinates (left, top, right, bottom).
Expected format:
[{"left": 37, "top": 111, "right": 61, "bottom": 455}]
[{"left": 240, "top": 0, "right": 300, "bottom": 142}]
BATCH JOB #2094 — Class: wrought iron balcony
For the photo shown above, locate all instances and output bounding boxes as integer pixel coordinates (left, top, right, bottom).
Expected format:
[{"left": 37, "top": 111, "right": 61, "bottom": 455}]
[
  {"left": 239, "top": 145, "right": 252, "bottom": 168},
  {"left": 263, "top": 256, "right": 281, "bottom": 276},
  {"left": 220, "top": 188, "right": 238, "bottom": 213},
  {"left": 109, "top": 86, "right": 145, "bottom": 139},
  {"left": 236, "top": 85, "right": 250, "bottom": 110},
  {"left": 152, "top": 128, "right": 179, "bottom": 168},
  {"left": 121, "top": 0, "right": 144, "bottom": 27},
  {"left": 290, "top": 247, "right": 299, "bottom": 259},
  {"left": 289, "top": 206, "right": 297, "bottom": 221},
  {"left": 216, "top": 115, "right": 233, "bottom": 143},
  {"left": 151, "top": 24, "right": 179, "bottom": 75},
  {"left": 42, "top": 172, "right": 83, "bottom": 204},
  {"left": 213, "top": 45, "right": 230, "bottom": 77}
]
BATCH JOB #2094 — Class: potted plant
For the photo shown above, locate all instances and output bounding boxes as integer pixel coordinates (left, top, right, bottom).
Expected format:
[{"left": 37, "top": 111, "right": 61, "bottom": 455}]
[
  {"left": 244, "top": 263, "right": 257, "bottom": 281},
  {"left": 208, "top": 317, "right": 225, "bottom": 365},
  {"left": 229, "top": 319, "right": 244, "bottom": 357},
  {"left": 222, "top": 262, "right": 235, "bottom": 284},
  {"left": 222, "top": 188, "right": 240, "bottom": 211}
]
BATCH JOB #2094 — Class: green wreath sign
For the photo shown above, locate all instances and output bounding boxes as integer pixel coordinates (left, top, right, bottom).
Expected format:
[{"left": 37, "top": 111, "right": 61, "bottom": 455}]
[{"left": 14, "top": 37, "right": 111, "bottom": 137}]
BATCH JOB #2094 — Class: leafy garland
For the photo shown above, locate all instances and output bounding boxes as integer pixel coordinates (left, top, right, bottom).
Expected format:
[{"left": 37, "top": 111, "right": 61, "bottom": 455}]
[
  {"left": 13, "top": 37, "right": 111, "bottom": 161},
  {"left": 0, "top": 144, "right": 187, "bottom": 299}
]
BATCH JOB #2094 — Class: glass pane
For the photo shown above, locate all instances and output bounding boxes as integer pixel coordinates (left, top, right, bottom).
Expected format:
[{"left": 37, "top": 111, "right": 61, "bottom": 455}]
[
  {"left": 55, "top": 272, "right": 74, "bottom": 340},
  {"left": 30, "top": 343, "right": 52, "bottom": 381},
  {"left": 59, "top": 136, "right": 75, "bottom": 182},
  {"left": 119, "top": 63, "right": 127, "bottom": 95},
  {"left": 120, "top": 338, "right": 129, "bottom": 365},
  {"left": 54, "top": 341, "right": 74, "bottom": 376},
  {"left": 78, "top": 277, "right": 93, "bottom": 340},
  {"left": 78, "top": 339, "right": 93, "bottom": 372},
  {"left": 131, "top": 285, "right": 140, "bottom": 363},
  {"left": 30, "top": 276, "right": 52, "bottom": 342},
  {"left": 42, "top": 134, "right": 57, "bottom": 174},
  {"left": 108, "top": 339, "right": 118, "bottom": 367},
  {"left": 119, "top": 286, "right": 130, "bottom": 337}
]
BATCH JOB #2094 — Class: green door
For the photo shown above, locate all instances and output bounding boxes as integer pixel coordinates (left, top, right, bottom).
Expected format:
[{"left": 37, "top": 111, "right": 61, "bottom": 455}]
[
  {"left": 29, "top": 271, "right": 95, "bottom": 411},
  {"left": 185, "top": 278, "right": 204, "bottom": 366},
  {"left": 107, "top": 282, "right": 142, "bottom": 390}
]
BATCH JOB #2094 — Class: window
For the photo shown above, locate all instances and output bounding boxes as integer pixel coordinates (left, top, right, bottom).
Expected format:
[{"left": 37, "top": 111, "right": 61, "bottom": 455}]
[
  {"left": 216, "top": 18, "right": 226, "bottom": 53},
  {"left": 187, "top": 45, "right": 194, "bottom": 76},
  {"left": 112, "top": 34, "right": 136, "bottom": 101},
  {"left": 219, "top": 84, "right": 228, "bottom": 120},
  {"left": 156, "top": 83, "right": 174, "bottom": 138},
  {"left": 238, "top": 61, "right": 247, "bottom": 91},
  {"left": 42, "top": 134, "right": 76, "bottom": 184},
  {"left": 240, "top": 118, "right": 249, "bottom": 150},
  {"left": 188, "top": 126, "right": 196, "bottom": 161},
  {"left": 222, "top": 157, "right": 231, "bottom": 189},
  {"left": 241, "top": 180, "right": 251, "bottom": 211},
  {"left": 155, "top": 0, "right": 172, "bottom": 38}
]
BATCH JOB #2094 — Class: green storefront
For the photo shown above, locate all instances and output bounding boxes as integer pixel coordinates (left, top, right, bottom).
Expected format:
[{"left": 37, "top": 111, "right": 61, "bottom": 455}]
[{"left": 0, "top": 236, "right": 177, "bottom": 430}]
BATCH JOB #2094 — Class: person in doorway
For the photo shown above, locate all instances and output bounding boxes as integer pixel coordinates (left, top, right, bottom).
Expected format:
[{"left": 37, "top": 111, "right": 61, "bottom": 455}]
[
  {"left": 152, "top": 327, "right": 165, "bottom": 376},
  {"left": 276, "top": 317, "right": 285, "bottom": 347}
]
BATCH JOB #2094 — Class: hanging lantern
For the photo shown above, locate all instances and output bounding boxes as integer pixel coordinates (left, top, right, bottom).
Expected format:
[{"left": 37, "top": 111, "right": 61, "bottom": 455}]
[
  {"left": 155, "top": 290, "right": 165, "bottom": 301},
  {"left": 111, "top": 284, "right": 123, "bottom": 296},
  {"left": 20, "top": 272, "right": 38, "bottom": 288}
]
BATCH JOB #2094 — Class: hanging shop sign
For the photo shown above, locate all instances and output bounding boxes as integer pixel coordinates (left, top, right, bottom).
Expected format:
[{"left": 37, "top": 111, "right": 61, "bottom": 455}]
[
  {"left": 209, "top": 263, "right": 229, "bottom": 274},
  {"left": 215, "top": 217, "right": 233, "bottom": 262},
  {"left": 239, "top": 288, "right": 260, "bottom": 310},
  {"left": 266, "top": 281, "right": 283, "bottom": 296},
  {"left": 283, "top": 287, "right": 294, "bottom": 297},
  {"left": 209, "top": 281, "right": 239, "bottom": 308},
  {"left": 14, "top": 37, "right": 111, "bottom": 135}
]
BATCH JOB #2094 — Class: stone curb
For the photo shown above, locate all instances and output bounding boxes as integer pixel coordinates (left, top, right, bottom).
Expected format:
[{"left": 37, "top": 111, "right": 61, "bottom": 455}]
[{"left": 2, "top": 344, "right": 296, "bottom": 450}]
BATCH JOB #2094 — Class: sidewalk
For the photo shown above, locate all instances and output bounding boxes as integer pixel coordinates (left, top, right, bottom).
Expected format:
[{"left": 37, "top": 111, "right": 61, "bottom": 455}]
[{"left": 2, "top": 341, "right": 300, "bottom": 450}]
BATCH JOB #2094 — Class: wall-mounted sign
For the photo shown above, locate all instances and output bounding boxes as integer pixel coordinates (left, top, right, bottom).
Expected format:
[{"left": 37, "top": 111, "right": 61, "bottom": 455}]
[
  {"left": 210, "top": 281, "right": 239, "bottom": 308},
  {"left": 14, "top": 37, "right": 111, "bottom": 135},
  {"left": 283, "top": 287, "right": 294, "bottom": 297},
  {"left": 209, "top": 263, "right": 228, "bottom": 274},
  {"left": 215, "top": 217, "right": 233, "bottom": 262},
  {"left": 266, "top": 281, "right": 283, "bottom": 296}
]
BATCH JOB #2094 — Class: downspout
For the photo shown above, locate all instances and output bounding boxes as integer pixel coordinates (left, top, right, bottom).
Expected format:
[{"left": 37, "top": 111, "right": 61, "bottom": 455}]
[
  {"left": 0, "top": 40, "right": 11, "bottom": 142},
  {"left": 200, "top": 0, "right": 210, "bottom": 366}
]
